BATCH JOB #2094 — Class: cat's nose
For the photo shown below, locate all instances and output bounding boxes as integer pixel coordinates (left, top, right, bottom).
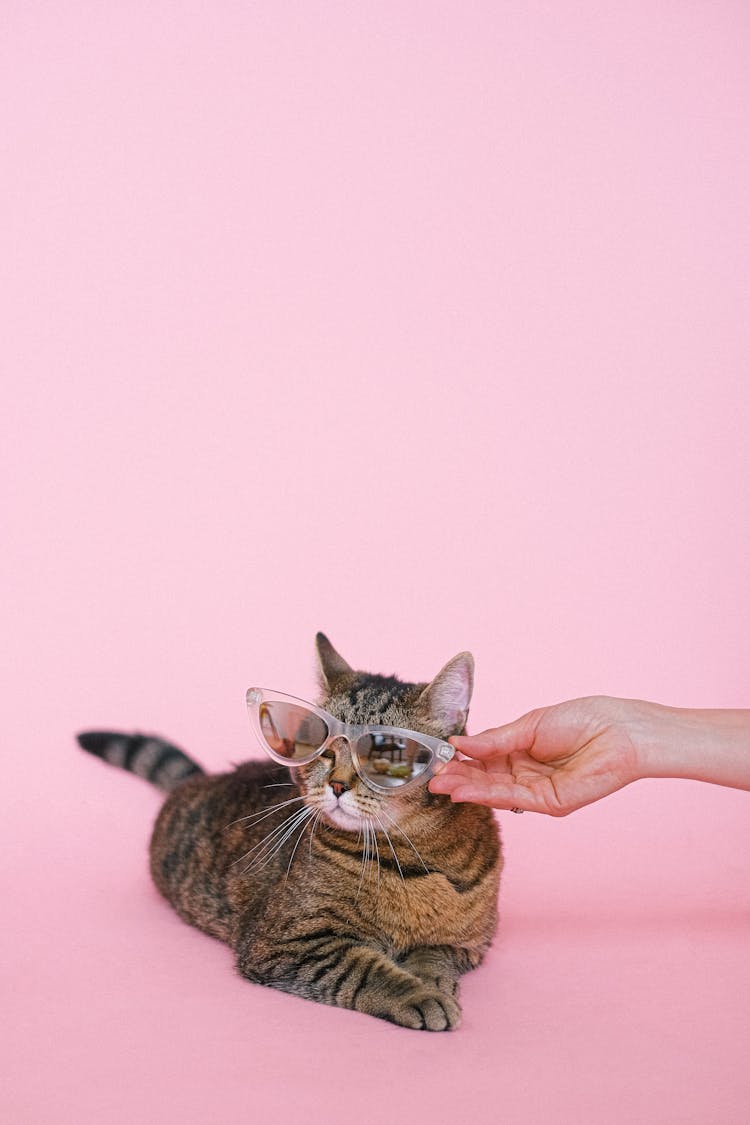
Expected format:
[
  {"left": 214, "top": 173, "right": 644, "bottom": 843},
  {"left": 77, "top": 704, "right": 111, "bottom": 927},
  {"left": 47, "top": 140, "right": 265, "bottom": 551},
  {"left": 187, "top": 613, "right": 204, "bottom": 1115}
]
[{"left": 330, "top": 779, "right": 349, "bottom": 798}]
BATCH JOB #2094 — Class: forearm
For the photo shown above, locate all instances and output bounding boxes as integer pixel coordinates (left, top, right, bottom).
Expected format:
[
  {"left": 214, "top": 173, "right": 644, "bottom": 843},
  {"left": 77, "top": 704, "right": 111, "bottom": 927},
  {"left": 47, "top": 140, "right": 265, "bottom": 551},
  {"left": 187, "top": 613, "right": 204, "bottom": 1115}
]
[{"left": 631, "top": 701, "right": 750, "bottom": 791}]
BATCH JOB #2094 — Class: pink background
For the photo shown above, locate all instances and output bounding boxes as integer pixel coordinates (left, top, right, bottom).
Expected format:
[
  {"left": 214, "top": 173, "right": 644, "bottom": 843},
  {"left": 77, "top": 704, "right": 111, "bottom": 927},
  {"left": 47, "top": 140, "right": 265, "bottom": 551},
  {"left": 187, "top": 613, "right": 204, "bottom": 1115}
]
[{"left": 3, "top": 2, "right": 749, "bottom": 1123}]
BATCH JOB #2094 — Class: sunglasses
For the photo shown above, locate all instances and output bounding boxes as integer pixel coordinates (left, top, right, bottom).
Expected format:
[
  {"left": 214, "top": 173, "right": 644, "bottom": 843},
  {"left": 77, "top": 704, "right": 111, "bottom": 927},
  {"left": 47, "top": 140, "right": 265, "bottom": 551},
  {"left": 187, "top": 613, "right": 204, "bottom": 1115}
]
[{"left": 246, "top": 688, "right": 456, "bottom": 794}]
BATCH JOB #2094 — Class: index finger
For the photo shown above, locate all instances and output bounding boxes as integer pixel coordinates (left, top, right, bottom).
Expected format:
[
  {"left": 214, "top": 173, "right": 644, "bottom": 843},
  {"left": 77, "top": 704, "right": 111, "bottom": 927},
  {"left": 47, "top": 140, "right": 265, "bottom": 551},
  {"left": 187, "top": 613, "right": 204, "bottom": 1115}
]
[{"left": 450, "top": 709, "right": 543, "bottom": 759}]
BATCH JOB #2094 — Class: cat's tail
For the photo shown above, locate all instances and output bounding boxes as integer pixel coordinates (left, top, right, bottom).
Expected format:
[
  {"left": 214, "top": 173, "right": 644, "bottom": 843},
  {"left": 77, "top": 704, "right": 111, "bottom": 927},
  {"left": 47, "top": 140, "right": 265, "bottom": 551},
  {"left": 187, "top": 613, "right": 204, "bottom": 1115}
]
[{"left": 76, "top": 730, "right": 205, "bottom": 793}]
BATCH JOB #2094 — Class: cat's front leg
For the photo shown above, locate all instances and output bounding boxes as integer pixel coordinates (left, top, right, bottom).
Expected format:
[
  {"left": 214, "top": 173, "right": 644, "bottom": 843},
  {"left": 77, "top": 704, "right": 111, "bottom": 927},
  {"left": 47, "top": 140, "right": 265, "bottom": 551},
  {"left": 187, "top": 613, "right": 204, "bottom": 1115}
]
[
  {"left": 236, "top": 929, "right": 462, "bottom": 1031},
  {"left": 398, "top": 945, "right": 481, "bottom": 998}
]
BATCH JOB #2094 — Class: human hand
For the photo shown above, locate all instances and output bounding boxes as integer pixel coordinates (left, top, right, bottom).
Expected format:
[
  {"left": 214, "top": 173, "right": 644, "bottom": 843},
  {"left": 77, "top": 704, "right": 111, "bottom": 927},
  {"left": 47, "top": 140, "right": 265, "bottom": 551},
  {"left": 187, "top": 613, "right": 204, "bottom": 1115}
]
[{"left": 429, "top": 696, "right": 648, "bottom": 816}]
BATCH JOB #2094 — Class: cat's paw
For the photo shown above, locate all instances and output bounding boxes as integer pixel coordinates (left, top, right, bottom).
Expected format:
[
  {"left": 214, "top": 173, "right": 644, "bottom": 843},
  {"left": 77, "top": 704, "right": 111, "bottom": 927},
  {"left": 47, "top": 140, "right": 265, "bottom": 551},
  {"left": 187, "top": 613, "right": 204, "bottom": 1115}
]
[
  {"left": 397, "top": 951, "right": 461, "bottom": 998},
  {"left": 374, "top": 985, "right": 462, "bottom": 1031},
  {"left": 410, "top": 969, "right": 460, "bottom": 997}
]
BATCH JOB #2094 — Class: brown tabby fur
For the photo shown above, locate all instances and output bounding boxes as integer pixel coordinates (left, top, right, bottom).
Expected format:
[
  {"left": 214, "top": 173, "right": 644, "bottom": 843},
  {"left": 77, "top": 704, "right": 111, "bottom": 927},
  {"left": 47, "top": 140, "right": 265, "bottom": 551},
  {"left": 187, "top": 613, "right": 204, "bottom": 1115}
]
[{"left": 132, "top": 637, "right": 500, "bottom": 1030}]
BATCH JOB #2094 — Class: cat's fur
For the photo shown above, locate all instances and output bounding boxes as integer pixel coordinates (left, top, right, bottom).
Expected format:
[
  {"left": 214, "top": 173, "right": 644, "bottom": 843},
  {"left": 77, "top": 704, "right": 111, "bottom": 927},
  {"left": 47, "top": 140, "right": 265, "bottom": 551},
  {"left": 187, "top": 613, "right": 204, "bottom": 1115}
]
[{"left": 78, "top": 634, "right": 501, "bottom": 1030}]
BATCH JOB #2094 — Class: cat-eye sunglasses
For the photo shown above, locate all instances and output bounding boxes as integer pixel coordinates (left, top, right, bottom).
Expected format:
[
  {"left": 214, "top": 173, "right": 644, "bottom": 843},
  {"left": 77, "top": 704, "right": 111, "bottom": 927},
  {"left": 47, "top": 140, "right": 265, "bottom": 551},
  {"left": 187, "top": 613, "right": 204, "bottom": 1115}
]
[{"left": 246, "top": 688, "right": 456, "bottom": 794}]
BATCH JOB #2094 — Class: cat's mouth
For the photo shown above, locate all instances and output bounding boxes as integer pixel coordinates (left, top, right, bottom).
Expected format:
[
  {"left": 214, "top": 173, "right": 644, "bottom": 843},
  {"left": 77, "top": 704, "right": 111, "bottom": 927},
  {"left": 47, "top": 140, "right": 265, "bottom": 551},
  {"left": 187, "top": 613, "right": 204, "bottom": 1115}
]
[
  {"left": 324, "top": 805, "right": 363, "bottom": 831},
  {"left": 319, "top": 789, "right": 369, "bottom": 832}
]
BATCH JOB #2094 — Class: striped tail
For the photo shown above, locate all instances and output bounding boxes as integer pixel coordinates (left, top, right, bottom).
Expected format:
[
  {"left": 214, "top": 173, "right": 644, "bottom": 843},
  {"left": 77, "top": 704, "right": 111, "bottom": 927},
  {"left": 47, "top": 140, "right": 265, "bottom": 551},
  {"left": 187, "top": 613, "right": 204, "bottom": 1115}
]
[{"left": 76, "top": 730, "right": 204, "bottom": 793}]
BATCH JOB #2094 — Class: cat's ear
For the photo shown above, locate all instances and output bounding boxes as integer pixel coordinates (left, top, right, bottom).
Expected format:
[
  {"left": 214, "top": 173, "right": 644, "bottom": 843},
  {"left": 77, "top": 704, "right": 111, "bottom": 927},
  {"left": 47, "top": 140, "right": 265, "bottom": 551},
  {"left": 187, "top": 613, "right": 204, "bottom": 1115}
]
[
  {"left": 418, "top": 652, "right": 474, "bottom": 734},
  {"left": 315, "top": 632, "right": 354, "bottom": 690}
]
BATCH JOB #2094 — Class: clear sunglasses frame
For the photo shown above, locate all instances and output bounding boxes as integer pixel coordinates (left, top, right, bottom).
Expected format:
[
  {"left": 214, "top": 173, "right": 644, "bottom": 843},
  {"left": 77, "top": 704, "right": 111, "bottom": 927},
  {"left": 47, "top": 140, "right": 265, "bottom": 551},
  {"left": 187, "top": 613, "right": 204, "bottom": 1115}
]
[{"left": 245, "top": 687, "right": 456, "bottom": 795}]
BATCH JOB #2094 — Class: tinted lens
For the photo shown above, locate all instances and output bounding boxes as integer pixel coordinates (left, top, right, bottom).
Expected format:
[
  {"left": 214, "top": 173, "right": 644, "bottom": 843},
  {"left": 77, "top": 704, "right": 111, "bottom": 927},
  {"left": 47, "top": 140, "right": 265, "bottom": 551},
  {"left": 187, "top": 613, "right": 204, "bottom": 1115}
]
[
  {"left": 356, "top": 733, "right": 433, "bottom": 788},
  {"left": 258, "top": 701, "right": 329, "bottom": 761}
]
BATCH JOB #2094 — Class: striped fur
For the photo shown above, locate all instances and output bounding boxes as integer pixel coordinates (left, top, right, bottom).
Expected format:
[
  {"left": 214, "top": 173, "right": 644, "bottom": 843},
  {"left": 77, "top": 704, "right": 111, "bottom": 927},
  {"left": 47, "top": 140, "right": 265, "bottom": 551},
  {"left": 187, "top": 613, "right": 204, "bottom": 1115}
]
[
  {"left": 79, "top": 635, "right": 502, "bottom": 1031},
  {"left": 77, "top": 731, "right": 203, "bottom": 792}
]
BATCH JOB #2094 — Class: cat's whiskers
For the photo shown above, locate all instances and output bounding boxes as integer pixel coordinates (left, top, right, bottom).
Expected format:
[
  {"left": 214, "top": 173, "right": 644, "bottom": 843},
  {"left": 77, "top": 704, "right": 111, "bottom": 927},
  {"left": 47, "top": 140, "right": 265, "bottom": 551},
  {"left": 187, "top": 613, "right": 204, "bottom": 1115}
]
[
  {"left": 356, "top": 819, "right": 370, "bottom": 899},
  {"left": 235, "top": 805, "right": 317, "bottom": 873},
  {"left": 225, "top": 793, "right": 306, "bottom": 831},
  {"left": 243, "top": 805, "right": 317, "bottom": 875},
  {"left": 232, "top": 808, "right": 307, "bottom": 869},
  {"left": 367, "top": 821, "right": 375, "bottom": 885},
  {"left": 308, "top": 809, "right": 323, "bottom": 859},
  {"left": 283, "top": 808, "right": 317, "bottom": 886},
  {"left": 374, "top": 813, "right": 406, "bottom": 885},
  {"left": 370, "top": 817, "right": 381, "bottom": 887},
  {"left": 379, "top": 806, "right": 430, "bottom": 874}
]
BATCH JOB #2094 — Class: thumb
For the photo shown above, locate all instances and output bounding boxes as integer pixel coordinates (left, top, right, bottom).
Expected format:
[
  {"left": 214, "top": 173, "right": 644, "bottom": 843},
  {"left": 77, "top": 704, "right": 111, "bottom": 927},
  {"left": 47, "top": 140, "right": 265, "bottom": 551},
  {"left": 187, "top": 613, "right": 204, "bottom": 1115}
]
[{"left": 450, "top": 709, "right": 543, "bottom": 759}]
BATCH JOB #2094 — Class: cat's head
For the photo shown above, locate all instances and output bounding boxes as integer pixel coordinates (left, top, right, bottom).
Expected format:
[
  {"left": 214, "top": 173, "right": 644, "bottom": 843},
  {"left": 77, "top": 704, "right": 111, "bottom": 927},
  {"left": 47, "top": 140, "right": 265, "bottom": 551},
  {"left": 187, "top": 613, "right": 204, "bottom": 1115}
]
[{"left": 292, "top": 633, "right": 474, "bottom": 832}]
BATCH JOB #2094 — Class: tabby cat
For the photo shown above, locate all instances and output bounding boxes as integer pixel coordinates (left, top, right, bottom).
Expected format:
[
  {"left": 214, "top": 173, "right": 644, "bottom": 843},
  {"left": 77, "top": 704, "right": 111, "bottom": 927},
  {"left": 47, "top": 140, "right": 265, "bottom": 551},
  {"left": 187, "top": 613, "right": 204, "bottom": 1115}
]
[{"left": 78, "top": 634, "right": 501, "bottom": 1030}]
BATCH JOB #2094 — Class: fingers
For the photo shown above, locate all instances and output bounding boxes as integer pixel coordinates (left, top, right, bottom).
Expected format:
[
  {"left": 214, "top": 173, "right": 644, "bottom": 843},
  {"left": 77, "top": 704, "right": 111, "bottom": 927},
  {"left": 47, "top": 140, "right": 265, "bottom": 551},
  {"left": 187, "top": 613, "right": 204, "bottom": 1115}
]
[
  {"left": 434, "top": 776, "right": 537, "bottom": 813},
  {"left": 429, "top": 760, "right": 487, "bottom": 795},
  {"left": 449, "top": 709, "right": 543, "bottom": 760},
  {"left": 429, "top": 762, "right": 537, "bottom": 813},
  {"left": 429, "top": 760, "right": 486, "bottom": 789}
]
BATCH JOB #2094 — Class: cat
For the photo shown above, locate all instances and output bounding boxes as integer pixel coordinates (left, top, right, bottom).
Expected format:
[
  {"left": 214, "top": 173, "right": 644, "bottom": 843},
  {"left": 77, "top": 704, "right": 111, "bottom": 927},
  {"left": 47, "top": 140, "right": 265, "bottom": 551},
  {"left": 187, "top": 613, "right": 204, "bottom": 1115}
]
[{"left": 77, "top": 633, "right": 501, "bottom": 1030}]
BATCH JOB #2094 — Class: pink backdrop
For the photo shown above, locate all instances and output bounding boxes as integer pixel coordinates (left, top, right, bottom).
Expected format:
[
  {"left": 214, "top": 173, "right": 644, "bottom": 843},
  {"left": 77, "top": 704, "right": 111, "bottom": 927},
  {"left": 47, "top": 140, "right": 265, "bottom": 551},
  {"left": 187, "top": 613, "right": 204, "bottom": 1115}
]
[{"left": 3, "top": 3, "right": 749, "bottom": 1123}]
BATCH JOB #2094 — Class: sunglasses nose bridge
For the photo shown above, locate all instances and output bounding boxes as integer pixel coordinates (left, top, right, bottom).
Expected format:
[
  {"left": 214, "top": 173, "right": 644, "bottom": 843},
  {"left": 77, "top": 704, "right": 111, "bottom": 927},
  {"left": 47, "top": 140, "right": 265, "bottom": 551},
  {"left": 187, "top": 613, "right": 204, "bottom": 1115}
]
[
  {"left": 323, "top": 732, "right": 357, "bottom": 765},
  {"left": 338, "top": 728, "right": 376, "bottom": 784}
]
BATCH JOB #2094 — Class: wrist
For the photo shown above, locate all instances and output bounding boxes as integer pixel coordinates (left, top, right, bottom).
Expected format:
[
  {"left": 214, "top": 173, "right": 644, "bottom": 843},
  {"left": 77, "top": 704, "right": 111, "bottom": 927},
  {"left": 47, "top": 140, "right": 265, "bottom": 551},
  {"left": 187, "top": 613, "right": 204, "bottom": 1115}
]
[{"left": 628, "top": 700, "right": 750, "bottom": 791}]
